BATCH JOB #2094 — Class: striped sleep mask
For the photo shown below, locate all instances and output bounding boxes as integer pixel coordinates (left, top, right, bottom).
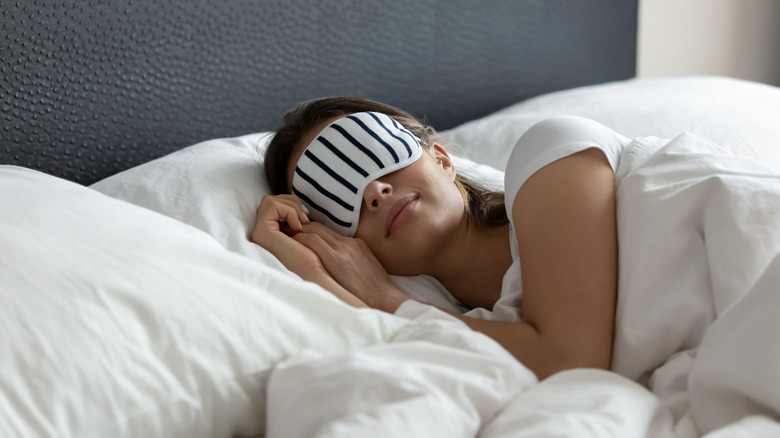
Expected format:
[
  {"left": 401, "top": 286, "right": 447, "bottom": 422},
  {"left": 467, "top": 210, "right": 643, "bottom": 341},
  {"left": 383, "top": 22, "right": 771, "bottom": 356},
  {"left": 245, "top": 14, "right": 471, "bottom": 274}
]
[{"left": 291, "top": 111, "right": 423, "bottom": 236}]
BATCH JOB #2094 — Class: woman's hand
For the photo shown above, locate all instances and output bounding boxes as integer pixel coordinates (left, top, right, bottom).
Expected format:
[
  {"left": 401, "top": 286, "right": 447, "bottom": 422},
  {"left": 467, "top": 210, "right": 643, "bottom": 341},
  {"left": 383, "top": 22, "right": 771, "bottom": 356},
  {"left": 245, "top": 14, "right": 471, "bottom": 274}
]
[
  {"left": 251, "top": 194, "right": 322, "bottom": 277},
  {"left": 293, "top": 222, "right": 409, "bottom": 313},
  {"left": 251, "top": 195, "right": 366, "bottom": 308}
]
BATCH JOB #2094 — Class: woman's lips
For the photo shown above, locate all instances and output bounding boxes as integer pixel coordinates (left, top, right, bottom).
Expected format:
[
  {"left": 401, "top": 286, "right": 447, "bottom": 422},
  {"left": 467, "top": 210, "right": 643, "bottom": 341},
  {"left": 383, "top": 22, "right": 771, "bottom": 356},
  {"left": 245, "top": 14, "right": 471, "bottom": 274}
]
[{"left": 386, "top": 196, "right": 418, "bottom": 236}]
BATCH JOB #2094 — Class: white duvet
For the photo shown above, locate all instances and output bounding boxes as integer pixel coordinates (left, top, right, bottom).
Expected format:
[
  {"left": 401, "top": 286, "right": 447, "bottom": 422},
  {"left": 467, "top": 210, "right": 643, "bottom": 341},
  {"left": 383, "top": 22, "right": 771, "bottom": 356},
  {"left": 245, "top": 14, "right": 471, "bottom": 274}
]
[
  {"left": 3, "top": 77, "right": 780, "bottom": 437},
  {"left": 612, "top": 132, "right": 780, "bottom": 435},
  {"left": 265, "top": 130, "right": 780, "bottom": 438}
]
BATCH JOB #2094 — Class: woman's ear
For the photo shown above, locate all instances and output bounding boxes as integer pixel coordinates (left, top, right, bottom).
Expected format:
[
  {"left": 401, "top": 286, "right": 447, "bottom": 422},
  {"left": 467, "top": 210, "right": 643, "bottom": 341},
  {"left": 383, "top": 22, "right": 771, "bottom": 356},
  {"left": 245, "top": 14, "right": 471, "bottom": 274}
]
[{"left": 432, "top": 143, "right": 457, "bottom": 181}]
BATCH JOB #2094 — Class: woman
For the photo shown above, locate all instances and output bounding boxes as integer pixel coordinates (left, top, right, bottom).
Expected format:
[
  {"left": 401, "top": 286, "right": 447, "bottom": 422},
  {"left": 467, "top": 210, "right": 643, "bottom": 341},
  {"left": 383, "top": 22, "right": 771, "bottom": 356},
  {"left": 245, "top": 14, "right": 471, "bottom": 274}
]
[
  {"left": 252, "top": 97, "right": 620, "bottom": 380},
  {"left": 254, "top": 97, "right": 780, "bottom": 433}
]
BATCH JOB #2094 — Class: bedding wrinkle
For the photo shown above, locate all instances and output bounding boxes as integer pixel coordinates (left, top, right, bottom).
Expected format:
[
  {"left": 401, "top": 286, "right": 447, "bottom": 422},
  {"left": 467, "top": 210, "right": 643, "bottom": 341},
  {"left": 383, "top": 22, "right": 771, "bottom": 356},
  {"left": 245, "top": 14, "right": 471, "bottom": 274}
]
[
  {"left": 267, "top": 302, "right": 537, "bottom": 438},
  {"left": 689, "top": 252, "right": 780, "bottom": 433},
  {"left": 611, "top": 131, "right": 780, "bottom": 435}
]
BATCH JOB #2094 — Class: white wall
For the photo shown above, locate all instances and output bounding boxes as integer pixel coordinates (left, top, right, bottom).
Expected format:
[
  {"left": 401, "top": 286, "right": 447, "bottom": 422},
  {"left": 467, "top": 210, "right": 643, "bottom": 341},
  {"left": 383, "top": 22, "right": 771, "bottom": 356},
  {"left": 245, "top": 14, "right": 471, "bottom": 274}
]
[{"left": 637, "top": 0, "right": 780, "bottom": 86}]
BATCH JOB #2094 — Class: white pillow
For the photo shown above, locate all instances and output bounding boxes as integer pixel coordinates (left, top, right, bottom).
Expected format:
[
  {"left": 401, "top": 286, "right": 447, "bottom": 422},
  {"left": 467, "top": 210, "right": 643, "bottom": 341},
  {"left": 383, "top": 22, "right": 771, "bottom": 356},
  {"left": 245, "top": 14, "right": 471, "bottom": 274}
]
[
  {"left": 0, "top": 166, "right": 410, "bottom": 437},
  {"left": 442, "top": 76, "right": 780, "bottom": 171},
  {"left": 90, "top": 133, "right": 487, "bottom": 312},
  {"left": 90, "top": 133, "right": 285, "bottom": 269}
]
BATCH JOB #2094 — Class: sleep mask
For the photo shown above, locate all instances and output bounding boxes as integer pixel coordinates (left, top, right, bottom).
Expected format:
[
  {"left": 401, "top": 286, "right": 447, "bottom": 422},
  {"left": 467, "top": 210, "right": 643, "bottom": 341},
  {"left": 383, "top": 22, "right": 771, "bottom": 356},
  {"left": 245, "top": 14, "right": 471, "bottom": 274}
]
[{"left": 291, "top": 111, "right": 423, "bottom": 236}]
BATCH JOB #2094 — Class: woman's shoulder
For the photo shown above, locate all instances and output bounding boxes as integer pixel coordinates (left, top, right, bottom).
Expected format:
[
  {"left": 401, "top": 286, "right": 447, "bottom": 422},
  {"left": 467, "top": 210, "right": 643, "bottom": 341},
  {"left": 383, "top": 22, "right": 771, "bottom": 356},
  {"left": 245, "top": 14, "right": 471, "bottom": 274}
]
[
  {"left": 512, "top": 115, "right": 627, "bottom": 157},
  {"left": 503, "top": 116, "right": 630, "bottom": 216}
]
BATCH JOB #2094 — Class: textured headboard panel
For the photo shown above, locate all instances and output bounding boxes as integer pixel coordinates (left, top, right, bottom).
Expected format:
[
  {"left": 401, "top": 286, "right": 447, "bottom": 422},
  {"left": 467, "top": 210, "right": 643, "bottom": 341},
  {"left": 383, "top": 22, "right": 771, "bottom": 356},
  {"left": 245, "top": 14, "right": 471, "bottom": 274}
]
[{"left": 1, "top": 0, "right": 637, "bottom": 185}]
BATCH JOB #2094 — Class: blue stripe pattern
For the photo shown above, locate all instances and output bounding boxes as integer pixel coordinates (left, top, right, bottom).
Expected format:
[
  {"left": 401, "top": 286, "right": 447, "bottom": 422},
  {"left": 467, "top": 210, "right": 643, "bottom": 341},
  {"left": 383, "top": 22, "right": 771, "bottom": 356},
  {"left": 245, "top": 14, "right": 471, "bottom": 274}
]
[
  {"left": 294, "top": 167, "right": 354, "bottom": 211},
  {"left": 303, "top": 149, "right": 358, "bottom": 194},
  {"left": 317, "top": 137, "right": 369, "bottom": 178},
  {"left": 387, "top": 117, "right": 418, "bottom": 157},
  {"left": 347, "top": 114, "right": 400, "bottom": 163},
  {"left": 368, "top": 112, "right": 413, "bottom": 158},
  {"left": 331, "top": 124, "right": 385, "bottom": 169}
]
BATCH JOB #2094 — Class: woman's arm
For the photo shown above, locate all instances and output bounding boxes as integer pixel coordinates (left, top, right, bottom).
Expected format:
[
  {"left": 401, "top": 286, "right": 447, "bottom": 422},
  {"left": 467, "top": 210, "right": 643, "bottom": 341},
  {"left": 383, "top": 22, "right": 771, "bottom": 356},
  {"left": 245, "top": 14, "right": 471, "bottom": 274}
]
[
  {"left": 288, "top": 147, "right": 617, "bottom": 379},
  {"left": 457, "top": 147, "right": 618, "bottom": 378}
]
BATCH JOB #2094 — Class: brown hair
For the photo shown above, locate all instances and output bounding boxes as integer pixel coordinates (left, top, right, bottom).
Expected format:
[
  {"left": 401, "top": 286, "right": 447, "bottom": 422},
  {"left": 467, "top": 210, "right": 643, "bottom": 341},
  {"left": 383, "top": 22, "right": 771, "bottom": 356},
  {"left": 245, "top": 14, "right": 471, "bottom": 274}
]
[{"left": 264, "top": 97, "right": 508, "bottom": 228}]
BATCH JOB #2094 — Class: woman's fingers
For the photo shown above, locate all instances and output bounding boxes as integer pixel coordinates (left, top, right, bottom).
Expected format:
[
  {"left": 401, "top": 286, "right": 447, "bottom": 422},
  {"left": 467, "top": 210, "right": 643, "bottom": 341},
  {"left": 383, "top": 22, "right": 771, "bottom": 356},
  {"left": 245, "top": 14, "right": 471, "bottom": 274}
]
[
  {"left": 295, "top": 222, "right": 369, "bottom": 261},
  {"left": 262, "top": 195, "right": 309, "bottom": 228},
  {"left": 294, "top": 225, "right": 374, "bottom": 273},
  {"left": 274, "top": 203, "right": 308, "bottom": 233},
  {"left": 300, "top": 221, "right": 343, "bottom": 246},
  {"left": 279, "top": 198, "right": 310, "bottom": 229},
  {"left": 252, "top": 195, "right": 310, "bottom": 243},
  {"left": 293, "top": 226, "right": 348, "bottom": 265},
  {"left": 292, "top": 232, "right": 330, "bottom": 257}
]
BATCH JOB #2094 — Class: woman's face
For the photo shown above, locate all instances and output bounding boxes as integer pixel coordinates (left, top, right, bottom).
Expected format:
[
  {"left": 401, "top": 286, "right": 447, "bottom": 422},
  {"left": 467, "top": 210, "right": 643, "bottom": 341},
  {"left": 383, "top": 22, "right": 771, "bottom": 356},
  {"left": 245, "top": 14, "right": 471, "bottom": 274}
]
[{"left": 286, "top": 115, "right": 466, "bottom": 275}]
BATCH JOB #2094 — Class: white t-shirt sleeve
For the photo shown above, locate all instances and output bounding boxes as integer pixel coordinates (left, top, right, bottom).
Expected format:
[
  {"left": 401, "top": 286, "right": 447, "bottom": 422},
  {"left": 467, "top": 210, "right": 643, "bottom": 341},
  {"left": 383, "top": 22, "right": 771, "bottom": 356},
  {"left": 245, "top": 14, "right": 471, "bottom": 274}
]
[{"left": 504, "top": 115, "right": 630, "bottom": 217}]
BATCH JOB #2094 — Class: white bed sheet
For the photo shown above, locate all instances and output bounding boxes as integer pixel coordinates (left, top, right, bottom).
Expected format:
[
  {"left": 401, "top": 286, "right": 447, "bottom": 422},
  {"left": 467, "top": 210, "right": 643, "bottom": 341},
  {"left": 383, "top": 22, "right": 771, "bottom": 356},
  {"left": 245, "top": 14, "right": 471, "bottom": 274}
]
[
  {"left": 611, "top": 132, "right": 780, "bottom": 435},
  {"left": 4, "top": 76, "right": 780, "bottom": 437}
]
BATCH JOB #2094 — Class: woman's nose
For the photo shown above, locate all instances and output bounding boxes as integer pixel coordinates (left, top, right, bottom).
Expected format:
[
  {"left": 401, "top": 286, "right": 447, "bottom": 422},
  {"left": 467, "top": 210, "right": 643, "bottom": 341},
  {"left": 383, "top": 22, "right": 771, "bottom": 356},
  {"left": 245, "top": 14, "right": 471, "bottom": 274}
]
[{"left": 363, "top": 179, "right": 392, "bottom": 211}]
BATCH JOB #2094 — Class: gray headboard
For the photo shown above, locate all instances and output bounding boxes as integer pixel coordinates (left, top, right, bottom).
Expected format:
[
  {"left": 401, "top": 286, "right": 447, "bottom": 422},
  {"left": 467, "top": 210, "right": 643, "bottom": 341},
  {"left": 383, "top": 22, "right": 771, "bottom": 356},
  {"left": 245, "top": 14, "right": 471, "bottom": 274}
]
[{"left": 1, "top": 0, "right": 637, "bottom": 185}]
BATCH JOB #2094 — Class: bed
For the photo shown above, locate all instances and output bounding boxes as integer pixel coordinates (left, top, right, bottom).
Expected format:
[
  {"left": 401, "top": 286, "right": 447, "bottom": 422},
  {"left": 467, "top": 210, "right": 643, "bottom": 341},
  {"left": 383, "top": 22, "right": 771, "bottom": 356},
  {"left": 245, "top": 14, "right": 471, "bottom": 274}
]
[{"left": 3, "top": 1, "right": 780, "bottom": 437}]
